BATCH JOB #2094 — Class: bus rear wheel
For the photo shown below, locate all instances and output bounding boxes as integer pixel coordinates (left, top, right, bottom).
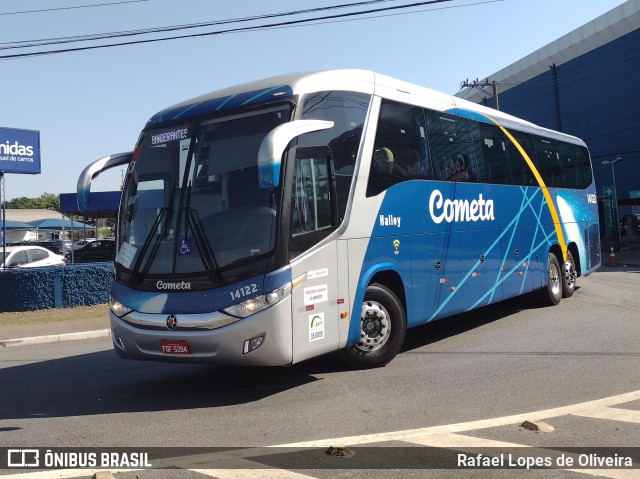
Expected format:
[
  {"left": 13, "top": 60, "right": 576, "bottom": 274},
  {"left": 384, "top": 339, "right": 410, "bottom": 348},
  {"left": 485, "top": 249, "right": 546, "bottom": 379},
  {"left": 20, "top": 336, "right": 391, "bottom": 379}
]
[
  {"left": 340, "top": 283, "right": 406, "bottom": 369},
  {"left": 540, "top": 252, "right": 562, "bottom": 306},
  {"left": 562, "top": 250, "right": 577, "bottom": 298}
]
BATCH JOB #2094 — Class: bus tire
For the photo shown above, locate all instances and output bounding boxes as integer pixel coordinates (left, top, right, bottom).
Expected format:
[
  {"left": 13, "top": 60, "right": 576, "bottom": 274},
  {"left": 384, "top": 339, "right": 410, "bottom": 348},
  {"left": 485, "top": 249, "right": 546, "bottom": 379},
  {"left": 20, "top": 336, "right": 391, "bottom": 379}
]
[
  {"left": 340, "top": 283, "right": 406, "bottom": 369},
  {"left": 540, "top": 252, "right": 562, "bottom": 306},
  {"left": 562, "top": 250, "right": 577, "bottom": 298}
]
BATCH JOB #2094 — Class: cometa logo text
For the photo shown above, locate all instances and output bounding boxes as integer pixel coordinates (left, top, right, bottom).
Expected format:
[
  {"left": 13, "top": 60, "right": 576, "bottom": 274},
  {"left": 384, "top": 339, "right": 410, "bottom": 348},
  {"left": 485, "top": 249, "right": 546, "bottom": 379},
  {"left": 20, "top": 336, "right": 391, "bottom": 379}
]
[
  {"left": 156, "top": 280, "right": 192, "bottom": 290},
  {"left": 429, "top": 189, "right": 495, "bottom": 224}
]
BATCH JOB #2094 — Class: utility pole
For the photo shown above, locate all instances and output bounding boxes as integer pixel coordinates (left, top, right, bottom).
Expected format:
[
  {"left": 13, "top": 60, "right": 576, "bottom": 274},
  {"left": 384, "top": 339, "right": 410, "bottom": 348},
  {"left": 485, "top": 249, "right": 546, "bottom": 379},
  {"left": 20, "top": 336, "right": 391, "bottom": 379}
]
[{"left": 460, "top": 78, "right": 500, "bottom": 110}]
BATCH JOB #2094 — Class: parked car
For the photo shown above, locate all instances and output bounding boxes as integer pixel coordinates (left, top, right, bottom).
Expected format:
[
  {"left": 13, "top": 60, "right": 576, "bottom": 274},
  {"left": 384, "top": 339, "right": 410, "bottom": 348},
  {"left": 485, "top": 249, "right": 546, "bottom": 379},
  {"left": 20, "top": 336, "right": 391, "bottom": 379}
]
[
  {"left": 12, "top": 240, "right": 72, "bottom": 255},
  {"left": 66, "top": 239, "right": 116, "bottom": 263},
  {"left": 620, "top": 214, "right": 640, "bottom": 236},
  {"left": 52, "top": 239, "right": 73, "bottom": 254},
  {"left": 1, "top": 245, "right": 66, "bottom": 269},
  {"left": 72, "top": 238, "right": 96, "bottom": 250}
]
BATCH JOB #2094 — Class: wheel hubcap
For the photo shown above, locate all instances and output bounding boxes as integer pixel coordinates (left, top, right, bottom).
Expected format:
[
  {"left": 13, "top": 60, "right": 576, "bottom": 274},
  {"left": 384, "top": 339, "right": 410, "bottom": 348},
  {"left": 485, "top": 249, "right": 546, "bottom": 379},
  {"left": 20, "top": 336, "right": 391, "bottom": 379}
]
[
  {"left": 357, "top": 301, "right": 391, "bottom": 352},
  {"left": 563, "top": 260, "right": 576, "bottom": 288},
  {"left": 549, "top": 262, "right": 561, "bottom": 295}
]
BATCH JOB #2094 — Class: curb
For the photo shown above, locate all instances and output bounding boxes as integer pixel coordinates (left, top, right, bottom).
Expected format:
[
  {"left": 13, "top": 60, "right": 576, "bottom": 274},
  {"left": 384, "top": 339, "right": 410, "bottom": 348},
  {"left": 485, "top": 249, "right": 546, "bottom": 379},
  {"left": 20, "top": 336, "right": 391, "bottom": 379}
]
[
  {"left": 600, "top": 263, "right": 640, "bottom": 269},
  {"left": 0, "top": 329, "right": 110, "bottom": 348}
]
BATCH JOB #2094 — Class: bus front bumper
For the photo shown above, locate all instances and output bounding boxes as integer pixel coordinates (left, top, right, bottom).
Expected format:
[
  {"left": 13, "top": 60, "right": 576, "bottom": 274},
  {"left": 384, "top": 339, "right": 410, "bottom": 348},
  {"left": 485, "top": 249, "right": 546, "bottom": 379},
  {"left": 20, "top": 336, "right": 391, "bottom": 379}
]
[{"left": 109, "top": 297, "right": 293, "bottom": 366}]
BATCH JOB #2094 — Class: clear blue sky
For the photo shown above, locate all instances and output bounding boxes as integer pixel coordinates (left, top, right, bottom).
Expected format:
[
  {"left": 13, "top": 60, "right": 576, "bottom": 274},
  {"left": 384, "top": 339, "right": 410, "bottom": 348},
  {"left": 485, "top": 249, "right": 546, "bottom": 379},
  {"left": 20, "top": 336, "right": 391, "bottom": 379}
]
[{"left": 0, "top": 0, "right": 626, "bottom": 200}]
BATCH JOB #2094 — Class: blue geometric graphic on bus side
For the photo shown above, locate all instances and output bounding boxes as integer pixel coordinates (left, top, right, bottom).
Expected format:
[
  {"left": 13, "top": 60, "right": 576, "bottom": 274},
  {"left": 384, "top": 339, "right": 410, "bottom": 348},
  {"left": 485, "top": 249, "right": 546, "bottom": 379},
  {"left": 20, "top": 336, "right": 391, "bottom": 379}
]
[
  {"left": 465, "top": 188, "right": 555, "bottom": 312},
  {"left": 146, "top": 85, "right": 293, "bottom": 126},
  {"left": 348, "top": 181, "right": 565, "bottom": 346},
  {"left": 555, "top": 190, "right": 599, "bottom": 274},
  {"left": 428, "top": 186, "right": 556, "bottom": 319}
]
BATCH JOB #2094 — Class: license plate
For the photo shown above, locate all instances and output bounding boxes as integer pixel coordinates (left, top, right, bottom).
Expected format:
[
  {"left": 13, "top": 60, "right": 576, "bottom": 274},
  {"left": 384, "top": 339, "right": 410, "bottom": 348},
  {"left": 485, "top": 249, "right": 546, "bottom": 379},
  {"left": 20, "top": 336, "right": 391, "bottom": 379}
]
[{"left": 160, "top": 339, "right": 191, "bottom": 354}]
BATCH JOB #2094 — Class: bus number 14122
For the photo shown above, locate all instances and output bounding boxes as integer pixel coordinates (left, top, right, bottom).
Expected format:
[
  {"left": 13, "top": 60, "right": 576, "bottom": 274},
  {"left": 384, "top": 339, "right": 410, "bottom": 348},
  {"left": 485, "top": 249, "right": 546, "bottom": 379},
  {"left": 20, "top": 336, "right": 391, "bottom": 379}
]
[{"left": 230, "top": 284, "right": 259, "bottom": 301}]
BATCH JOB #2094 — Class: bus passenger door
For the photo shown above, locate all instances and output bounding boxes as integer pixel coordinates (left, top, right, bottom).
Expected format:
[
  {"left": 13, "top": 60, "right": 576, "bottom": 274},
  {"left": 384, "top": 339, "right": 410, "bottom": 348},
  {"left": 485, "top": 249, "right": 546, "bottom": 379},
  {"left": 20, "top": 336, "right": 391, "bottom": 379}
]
[{"left": 287, "top": 147, "right": 342, "bottom": 363}]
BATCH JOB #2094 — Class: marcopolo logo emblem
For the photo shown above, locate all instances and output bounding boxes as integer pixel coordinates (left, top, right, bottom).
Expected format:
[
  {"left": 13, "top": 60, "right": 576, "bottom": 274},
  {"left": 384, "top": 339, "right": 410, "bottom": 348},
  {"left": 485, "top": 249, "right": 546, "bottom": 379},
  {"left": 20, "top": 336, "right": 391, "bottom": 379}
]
[{"left": 166, "top": 314, "right": 178, "bottom": 331}]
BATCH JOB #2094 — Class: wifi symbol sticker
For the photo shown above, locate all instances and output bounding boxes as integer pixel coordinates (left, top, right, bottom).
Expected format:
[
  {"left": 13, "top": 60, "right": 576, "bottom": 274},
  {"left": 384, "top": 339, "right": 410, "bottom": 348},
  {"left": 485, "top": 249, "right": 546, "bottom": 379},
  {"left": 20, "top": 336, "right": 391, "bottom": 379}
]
[{"left": 393, "top": 239, "right": 400, "bottom": 254}]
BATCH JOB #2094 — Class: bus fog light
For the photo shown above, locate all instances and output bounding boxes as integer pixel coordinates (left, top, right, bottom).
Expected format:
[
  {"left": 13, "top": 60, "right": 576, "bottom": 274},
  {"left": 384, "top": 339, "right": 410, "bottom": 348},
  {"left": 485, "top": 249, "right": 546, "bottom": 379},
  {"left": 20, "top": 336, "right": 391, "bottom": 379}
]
[
  {"left": 243, "top": 335, "right": 265, "bottom": 354},
  {"left": 114, "top": 334, "right": 126, "bottom": 350}
]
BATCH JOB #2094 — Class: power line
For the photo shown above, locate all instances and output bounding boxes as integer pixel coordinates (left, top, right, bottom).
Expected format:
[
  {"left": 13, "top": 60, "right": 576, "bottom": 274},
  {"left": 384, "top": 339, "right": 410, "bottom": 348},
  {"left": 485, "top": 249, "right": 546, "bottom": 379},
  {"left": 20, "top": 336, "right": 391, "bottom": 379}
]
[
  {"left": 0, "top": 0, "right": 398, "bottom": 50},
  {"left": 0, "top": 0, "right": 150, "bottom": 17},
  {"left": 460, "top": 79, "right": 500, "bottom": 110},
  {"left": 246, "top": 0, "right": 503, "bottom": 34},
  {"left": 0, "top": 0, "right": 473, "bottom": 60},
  {"left": 459, "top": 49, "right": 640, "bottom": 104}
]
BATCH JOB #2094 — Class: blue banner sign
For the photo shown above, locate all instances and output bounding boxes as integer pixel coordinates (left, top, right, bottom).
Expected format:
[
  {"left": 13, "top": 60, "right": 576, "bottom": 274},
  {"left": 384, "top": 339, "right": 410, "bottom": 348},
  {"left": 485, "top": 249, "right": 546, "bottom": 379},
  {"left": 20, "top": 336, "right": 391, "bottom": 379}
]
[{"left": 0, "top": 127, "right": 41, "bottom": 174}]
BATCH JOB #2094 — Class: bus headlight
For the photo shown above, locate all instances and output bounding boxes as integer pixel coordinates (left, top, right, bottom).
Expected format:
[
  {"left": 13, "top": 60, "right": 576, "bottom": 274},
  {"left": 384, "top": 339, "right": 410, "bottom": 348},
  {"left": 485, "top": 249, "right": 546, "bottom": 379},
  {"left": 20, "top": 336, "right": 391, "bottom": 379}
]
[
  {"left": 222, "top": 283, "right": 291, "bottom": 318},
  {"left": 109, "top": 296, "right": 132, "bottom": 318}
]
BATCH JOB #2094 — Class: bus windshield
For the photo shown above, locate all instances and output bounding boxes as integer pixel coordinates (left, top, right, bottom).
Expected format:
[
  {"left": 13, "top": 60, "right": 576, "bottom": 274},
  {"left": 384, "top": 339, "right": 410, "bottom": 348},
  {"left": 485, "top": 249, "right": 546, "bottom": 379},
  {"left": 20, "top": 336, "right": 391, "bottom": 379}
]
[{"left": 117, "top": 104, "right": 292, "bottom": 283}]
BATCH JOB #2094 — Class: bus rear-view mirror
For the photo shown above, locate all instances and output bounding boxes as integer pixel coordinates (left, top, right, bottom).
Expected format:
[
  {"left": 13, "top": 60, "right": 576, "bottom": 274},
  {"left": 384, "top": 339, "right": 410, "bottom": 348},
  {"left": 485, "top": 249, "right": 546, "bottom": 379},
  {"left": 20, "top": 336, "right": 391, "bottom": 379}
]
[
  {"left": 257, "top": 120, "right": 334, "bottom": 189},
  {"left": 77, "top": 152, "right": 133, "bottom": 211}
]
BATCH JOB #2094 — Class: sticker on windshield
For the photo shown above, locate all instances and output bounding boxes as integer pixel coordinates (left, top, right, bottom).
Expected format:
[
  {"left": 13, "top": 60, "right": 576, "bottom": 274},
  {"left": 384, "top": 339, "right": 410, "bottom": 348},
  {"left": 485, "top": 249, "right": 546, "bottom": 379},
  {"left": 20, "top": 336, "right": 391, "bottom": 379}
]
[
  {"left": 116, "top": 242, "right": 137, "bottom": 269},
  {"left": 178, "top": 238, "right": 193, "bottom": 256}
]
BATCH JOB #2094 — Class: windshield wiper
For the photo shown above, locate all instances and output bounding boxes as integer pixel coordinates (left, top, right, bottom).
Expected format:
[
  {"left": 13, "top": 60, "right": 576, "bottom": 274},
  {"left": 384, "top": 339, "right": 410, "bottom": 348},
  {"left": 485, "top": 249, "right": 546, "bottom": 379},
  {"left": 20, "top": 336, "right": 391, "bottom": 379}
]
[
  {"left": 128, "top": 178, "right": 180, "bottom": 283},
  {"left": 185, "top": 206, "right": 223, "bottom": 283},
  {"left": 129, "top": 207, "right": 168, "bottom": 284}
]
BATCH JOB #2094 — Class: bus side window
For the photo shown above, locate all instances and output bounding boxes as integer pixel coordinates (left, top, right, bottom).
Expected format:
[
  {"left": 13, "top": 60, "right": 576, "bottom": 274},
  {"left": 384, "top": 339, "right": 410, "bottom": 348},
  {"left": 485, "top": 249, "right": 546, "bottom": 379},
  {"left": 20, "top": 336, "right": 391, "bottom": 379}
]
[
  {"left": 425, "top": 110, "right": 476, "bottom": 183},
  {"left": 299, "top": 91, "right": 370, "bottom": 222},
  {"left": 558, "top": 141, "right": 591, "bottom": 189},
  {"left": 290, "top": 152, "right": 334, "bottom": 235},
  {"left": 576, "top": 146, "right": 593, "bottom": 188},
  {"left": 534, "top": 136, "right": 563, "bottom": 188},
  {"left": 366, "top": 100, "right": 426, "bottom": 197},
  {"left": 288, "top": 148, "right": 338, "bottom": 259},
  {"left": 330, "top": 131, "right": 361, "bottom": 223},
  {"left": 477, "top": 122, "right": 512, "bottom": 184},
  {"left": 507, "top": 131, "right": 537, "bottom": 186}
]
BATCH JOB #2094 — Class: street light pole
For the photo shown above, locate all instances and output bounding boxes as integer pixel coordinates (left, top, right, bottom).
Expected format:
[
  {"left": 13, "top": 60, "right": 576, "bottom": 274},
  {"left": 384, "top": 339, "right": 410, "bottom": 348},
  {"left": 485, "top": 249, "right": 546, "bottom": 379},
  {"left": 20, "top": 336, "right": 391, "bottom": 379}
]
[{"left": 602, "top": 155, "right": 623, "bottom": 251}]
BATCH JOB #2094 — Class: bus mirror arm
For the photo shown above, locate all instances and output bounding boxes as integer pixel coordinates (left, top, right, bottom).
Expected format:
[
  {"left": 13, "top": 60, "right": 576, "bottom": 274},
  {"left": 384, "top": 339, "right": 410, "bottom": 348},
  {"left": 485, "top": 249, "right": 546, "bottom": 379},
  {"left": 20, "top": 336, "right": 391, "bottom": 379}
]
[
  {"left": 257, "top": 120, "right": 334, "bottom": 189},
  {"left": 77, "top": 151, "right": 133, "bottom": 211}
]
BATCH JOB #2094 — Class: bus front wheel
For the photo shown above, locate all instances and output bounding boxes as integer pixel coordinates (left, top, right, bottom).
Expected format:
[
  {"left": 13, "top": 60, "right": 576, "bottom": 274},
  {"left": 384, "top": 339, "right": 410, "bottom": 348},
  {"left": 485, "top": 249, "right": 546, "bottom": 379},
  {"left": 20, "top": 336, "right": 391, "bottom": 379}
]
[
  {"left": 340, "top": 283, "right": 406, "bottom": 369},
  {"left": 540, "top": 252, "right": 562, "bottom": 306}
]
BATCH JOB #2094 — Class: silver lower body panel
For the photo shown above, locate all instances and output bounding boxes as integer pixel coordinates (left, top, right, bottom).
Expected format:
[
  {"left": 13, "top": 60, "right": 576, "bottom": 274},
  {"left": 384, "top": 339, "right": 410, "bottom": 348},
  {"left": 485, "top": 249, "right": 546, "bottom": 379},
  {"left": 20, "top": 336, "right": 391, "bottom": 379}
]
[{"left": 110, "top": 297, "right": 293, "bottom": 366}]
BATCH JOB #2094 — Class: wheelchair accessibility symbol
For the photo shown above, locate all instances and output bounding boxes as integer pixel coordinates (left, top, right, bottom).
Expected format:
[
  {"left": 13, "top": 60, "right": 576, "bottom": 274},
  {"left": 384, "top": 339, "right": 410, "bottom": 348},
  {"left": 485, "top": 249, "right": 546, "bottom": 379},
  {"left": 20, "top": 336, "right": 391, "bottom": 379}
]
[{"left": 178, "top": 238, "right": 192, "bottom": 256}]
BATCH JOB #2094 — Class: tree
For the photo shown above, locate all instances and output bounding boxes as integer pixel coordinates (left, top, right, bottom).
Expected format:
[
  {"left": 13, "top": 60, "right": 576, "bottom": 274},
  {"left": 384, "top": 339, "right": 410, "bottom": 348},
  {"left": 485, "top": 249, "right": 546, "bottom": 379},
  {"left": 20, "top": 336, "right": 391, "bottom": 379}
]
[{"left": 5, "top": 193, "right": 60, "bottom": 211}]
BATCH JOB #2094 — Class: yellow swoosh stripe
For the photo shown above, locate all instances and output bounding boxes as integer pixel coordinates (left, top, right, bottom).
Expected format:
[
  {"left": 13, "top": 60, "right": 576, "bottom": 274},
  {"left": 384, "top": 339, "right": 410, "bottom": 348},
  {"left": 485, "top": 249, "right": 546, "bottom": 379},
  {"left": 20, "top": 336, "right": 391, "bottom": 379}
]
[{"left": 486, "top": 115, "right": 567, "bottom": 262}]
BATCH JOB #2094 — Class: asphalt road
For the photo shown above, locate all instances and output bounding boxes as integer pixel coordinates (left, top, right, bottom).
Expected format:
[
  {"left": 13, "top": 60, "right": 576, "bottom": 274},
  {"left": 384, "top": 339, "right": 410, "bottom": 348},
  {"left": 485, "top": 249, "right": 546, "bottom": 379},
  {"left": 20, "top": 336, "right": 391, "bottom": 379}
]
[{"left": 1, "top": 266, "right": 639, "bottom": 477}]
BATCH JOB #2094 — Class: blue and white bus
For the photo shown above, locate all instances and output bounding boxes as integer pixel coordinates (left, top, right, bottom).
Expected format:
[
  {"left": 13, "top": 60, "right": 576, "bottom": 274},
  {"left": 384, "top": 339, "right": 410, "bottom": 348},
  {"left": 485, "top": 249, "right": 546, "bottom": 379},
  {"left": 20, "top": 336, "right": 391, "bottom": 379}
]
[{"left": 78, "top": 69, "right": 600, "bottom": 368}]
